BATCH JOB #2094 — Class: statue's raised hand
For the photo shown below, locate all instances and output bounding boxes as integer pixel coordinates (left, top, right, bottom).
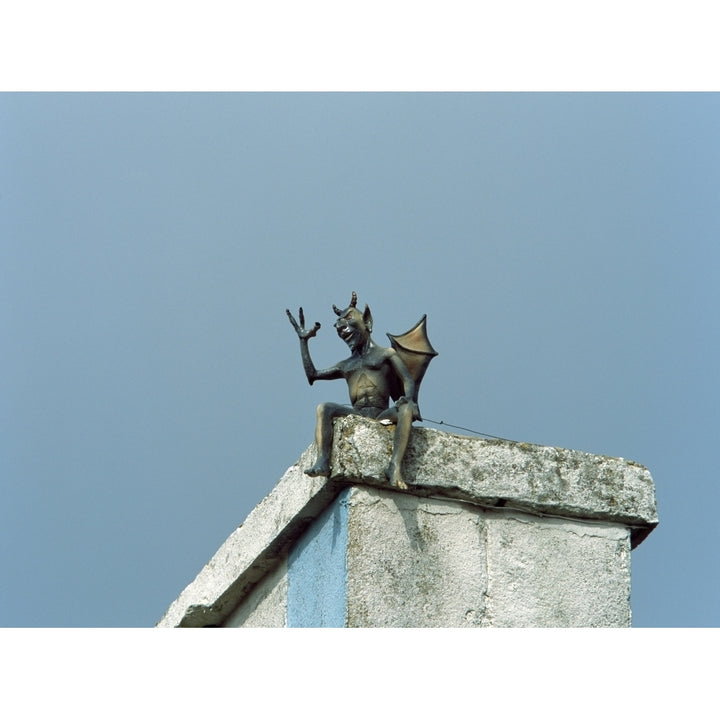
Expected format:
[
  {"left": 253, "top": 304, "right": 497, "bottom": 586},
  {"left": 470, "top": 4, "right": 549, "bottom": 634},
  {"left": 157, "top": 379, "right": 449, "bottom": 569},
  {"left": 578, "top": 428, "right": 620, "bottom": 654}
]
[{"left": 286, "top": 307, "right": 321, "bottom": 341}]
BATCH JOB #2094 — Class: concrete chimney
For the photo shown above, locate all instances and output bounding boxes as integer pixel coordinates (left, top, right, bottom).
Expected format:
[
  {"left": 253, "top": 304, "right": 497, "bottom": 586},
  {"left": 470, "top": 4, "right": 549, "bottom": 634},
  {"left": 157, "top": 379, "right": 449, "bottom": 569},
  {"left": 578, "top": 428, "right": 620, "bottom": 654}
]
[{"left": 157, "top": 416, "right": 657, "bottom": 628}]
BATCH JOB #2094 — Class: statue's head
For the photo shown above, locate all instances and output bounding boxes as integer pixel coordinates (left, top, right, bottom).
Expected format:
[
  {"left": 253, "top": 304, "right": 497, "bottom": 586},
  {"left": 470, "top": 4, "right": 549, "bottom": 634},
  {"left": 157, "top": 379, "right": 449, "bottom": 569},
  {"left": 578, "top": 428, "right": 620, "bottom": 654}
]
[{"left": 333, "top": 291, "right": 373, "bottom": 351}]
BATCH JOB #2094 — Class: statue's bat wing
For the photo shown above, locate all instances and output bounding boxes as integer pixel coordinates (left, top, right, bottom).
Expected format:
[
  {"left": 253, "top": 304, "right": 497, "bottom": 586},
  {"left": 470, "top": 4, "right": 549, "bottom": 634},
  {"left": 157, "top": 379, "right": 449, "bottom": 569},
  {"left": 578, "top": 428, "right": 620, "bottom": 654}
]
[{"left": 386, "top": 314, "right": 438, "bottom": 402}]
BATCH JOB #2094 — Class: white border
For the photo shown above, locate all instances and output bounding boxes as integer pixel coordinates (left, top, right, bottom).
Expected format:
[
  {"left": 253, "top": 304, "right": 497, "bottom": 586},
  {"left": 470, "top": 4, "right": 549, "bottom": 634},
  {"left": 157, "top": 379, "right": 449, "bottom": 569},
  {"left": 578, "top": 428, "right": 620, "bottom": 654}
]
[
  {"left": 1, "top": 629, "right": 716, "bottom": 716},
  {"left": 2, "top": 1, "right": 718, "bottom": 90}
]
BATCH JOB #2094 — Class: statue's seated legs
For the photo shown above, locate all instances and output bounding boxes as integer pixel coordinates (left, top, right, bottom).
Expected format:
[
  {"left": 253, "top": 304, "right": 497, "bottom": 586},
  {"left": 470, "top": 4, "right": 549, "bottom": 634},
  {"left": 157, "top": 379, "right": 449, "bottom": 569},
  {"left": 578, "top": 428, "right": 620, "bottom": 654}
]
[{"left": 305, "top": 401, "right": 414, "bottom": 490}]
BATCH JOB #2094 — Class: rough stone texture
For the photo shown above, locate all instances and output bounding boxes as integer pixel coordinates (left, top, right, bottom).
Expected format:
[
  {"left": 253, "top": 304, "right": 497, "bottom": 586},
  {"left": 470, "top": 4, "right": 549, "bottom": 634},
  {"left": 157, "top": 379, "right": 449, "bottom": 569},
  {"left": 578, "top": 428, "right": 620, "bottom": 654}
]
[
  {"left": 156, "top": 415, "right": 656, "bottom": 628},
  {"left": 223, "top": 560, "right": 287, "bottom": 628},
  {"left": 346, "top": 487, "right": 486, "bottom": 627},
  {"left": 484, "top": 514, "right": 631, "bottom": 627},
  {"left": 345, "top": 487, "right": 631, "bottom": 627},
  {"left": 330, "top": 416, "right": 657, "bottom": 547}
]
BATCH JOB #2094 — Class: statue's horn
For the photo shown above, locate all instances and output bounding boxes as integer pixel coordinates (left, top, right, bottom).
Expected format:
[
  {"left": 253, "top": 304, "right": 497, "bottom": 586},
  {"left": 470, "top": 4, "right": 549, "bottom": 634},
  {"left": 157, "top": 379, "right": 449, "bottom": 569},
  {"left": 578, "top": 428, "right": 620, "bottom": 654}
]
[
  {"left": 350, "top": 291, "right": 358, "bottom": 308},
  {"left": 332, "top": 304, "right": 342, "bottom": 316}
]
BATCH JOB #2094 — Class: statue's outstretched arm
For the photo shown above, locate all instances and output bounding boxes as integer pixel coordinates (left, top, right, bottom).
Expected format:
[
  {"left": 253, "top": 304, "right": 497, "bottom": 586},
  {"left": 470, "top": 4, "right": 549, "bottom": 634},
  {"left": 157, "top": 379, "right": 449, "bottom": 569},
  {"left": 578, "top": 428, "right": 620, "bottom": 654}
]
[{"left": 286, "top": 307, "right": 342, "bottom": 385}]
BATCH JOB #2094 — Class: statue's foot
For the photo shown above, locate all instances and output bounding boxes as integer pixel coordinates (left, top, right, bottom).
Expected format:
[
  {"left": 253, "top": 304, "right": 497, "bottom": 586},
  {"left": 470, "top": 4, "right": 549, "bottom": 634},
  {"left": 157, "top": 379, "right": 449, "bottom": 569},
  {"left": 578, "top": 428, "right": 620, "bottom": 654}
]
[
  {"left": 385, "top": 461, "right": 408, "bottom": 490},
  {"left": 304, "top": 461, "right": 330, "bottom": 477}
]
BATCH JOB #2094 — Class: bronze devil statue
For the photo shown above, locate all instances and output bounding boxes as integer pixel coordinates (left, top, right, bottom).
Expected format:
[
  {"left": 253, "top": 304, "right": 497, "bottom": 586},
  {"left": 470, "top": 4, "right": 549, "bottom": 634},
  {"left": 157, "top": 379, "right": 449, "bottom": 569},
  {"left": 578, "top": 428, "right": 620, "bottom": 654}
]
[{"left": 287, "top": 292, "right": 437, "bottom": 489}]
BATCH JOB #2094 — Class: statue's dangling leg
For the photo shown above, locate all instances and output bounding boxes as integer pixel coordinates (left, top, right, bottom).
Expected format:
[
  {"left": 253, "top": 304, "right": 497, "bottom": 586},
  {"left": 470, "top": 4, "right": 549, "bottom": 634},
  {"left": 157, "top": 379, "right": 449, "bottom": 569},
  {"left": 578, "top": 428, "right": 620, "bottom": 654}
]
[
  {"left": 305, "top": 402, "right": 351, "bottom": 477},
  {"left": 386, "top": 402, "right": 414, "bottom": 490}
]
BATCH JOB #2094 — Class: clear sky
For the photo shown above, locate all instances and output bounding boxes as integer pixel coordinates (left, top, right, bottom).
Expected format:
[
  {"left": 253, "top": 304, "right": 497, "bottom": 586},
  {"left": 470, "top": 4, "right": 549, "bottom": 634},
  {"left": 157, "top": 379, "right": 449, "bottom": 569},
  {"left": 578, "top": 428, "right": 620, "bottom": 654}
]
[{"left": 2, "top": 92, "right": 719, "bottom": 628}]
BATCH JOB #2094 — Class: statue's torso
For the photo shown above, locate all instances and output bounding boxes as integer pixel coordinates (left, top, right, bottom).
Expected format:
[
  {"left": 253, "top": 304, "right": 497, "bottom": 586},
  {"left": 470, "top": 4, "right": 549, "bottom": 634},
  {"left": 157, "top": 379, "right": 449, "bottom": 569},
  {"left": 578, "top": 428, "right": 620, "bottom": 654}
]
[{"left": 340, "top": 347, "right": 393, "bottom": 411}]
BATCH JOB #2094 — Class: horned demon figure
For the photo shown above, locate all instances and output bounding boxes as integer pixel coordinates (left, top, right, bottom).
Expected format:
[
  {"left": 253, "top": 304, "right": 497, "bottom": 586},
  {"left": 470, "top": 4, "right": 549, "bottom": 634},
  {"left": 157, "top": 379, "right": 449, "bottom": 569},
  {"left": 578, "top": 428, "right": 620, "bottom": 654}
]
[{"left": 287, "top": 292, "right": 437, "bottom": 489}]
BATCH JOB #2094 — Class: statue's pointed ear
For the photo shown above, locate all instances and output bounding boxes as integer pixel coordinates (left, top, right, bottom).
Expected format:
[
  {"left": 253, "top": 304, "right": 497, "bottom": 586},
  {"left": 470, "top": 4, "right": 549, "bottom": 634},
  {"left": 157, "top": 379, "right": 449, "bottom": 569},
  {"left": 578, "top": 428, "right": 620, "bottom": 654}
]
[{"left": 363, "top": 304, "right": 373, "bottom": 333}]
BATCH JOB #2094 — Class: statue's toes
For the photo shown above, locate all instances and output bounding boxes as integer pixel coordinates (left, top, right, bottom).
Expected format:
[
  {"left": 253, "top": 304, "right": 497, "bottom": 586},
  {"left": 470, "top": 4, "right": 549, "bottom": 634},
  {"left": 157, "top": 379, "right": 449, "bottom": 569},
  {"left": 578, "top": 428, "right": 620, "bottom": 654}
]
[{"left": 385, "top": 464, "right": 408, "bottom": 490}]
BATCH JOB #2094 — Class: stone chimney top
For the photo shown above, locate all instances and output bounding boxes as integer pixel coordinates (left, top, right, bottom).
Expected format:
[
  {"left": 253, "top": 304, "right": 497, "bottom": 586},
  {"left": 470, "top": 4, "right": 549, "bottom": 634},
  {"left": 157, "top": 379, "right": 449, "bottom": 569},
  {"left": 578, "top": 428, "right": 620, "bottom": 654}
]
[{"left": 158, "top": 416, "right": 657, "bottom": 628}]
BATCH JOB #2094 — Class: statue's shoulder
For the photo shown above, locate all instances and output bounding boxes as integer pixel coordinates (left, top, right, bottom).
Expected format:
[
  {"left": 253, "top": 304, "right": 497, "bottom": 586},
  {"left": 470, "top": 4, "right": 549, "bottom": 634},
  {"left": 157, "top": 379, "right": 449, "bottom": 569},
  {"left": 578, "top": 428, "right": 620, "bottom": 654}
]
[
  {"left": 375, "top": 342, "right": 394, "bottom": 357},
  {"left": 371, "top": 343, "right": 395, "bottom": 364}
]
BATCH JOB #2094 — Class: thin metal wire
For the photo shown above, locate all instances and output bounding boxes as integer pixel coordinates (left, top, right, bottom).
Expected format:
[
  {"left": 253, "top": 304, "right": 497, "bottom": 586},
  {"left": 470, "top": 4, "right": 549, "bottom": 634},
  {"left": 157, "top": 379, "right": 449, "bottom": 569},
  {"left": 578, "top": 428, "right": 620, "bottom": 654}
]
[
  {"left": 421, "top": 417, "right": 516, "bottom": 443},
  {"left": 340, "top": 403, "right": 516, "bottom": 443}
]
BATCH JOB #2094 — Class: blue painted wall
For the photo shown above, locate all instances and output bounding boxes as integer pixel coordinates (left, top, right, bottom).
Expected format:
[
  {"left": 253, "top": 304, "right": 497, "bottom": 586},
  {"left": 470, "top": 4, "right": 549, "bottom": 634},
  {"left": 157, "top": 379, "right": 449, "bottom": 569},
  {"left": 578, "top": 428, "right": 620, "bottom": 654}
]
[{"left": 287, "top": 489, "right": 350, "bottom": 627}]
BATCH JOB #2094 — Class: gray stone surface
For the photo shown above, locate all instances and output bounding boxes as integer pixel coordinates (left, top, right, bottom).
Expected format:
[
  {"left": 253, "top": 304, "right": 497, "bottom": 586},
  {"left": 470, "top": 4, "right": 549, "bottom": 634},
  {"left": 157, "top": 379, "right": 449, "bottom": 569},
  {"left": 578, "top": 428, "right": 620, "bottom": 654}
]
[
  {"left": 345, "top": 487, "right": 487, "bottom": 627},
  {"left": 344, "top": 487, "right": 631, "bottom": 627},
  {"left": 156, "top": 415, "right": 656, "bottom": 627},
  {"left": 484, "top": 513, "right": 631, "bottom": 627},
  {"left": 224, "top": 560, "right": 287, "bottom": 628},
  {"left": 330, "top": 416, "right": 657, "bottom": 546}
]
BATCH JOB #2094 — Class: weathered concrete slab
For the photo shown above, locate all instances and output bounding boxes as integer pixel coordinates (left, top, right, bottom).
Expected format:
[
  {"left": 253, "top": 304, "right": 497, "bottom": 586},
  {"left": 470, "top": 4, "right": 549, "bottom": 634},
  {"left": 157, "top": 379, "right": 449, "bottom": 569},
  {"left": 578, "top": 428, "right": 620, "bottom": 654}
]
[
  {"left": 345, "top": 487, "right": 487, "bottom": 627},
  {"left": 157, "top": 415, "right": 656, "bottom": 627},
  {"left": 330, "top": 416, "right": 658, "bottom": 546},
  {"left": 484, "top": 513, "right": 631, "bottom": 627},
  {"left": 224, "top": 560, "right": 288, "bottom": 628}
]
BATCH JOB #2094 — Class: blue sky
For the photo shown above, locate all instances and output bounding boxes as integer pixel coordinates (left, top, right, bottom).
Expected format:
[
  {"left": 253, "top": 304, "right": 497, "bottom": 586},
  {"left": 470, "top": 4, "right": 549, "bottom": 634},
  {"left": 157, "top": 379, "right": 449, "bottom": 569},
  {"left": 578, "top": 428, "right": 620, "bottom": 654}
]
[{"left": 2, "top": 92, "right": 719, "bottom": 628}]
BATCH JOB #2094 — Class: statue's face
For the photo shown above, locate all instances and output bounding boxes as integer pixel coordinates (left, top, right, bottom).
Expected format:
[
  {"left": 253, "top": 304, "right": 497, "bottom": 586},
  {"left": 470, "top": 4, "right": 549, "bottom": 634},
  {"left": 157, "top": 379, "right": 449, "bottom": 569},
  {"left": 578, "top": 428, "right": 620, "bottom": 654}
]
[{"left": 334, "top": 308, "right": 369, "bottom": 351}]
